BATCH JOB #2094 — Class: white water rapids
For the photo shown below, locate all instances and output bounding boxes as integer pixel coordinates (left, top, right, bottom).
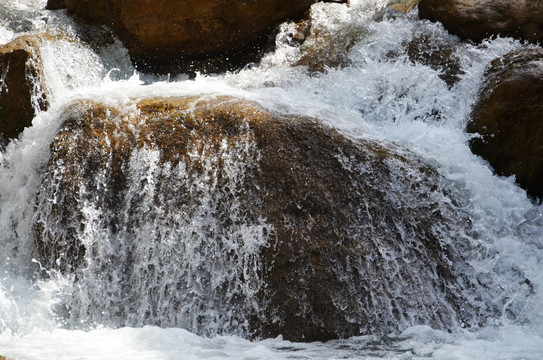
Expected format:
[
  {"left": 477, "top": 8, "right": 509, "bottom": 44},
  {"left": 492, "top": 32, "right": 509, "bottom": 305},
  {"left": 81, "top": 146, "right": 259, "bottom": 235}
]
[{"left": 1, "top": 0, "right": 543, "bottom": 358}]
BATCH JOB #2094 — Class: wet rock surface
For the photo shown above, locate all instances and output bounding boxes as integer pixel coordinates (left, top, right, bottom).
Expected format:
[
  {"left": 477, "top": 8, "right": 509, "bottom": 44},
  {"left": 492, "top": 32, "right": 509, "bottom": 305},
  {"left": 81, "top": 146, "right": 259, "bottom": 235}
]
[
  {"left": 60, "top": 0, "right": 323, "bottom": 73},
  {"left": 293, "top": 2, "right": 363, "bottom": 73},
  {"left": 373, "top": 0, "right": 419, "bottom": 21},
  {"left": 405, "top": 33, "right": 463, "bottom": 88},
  {"left": 34, "top": 96, "right": 500, "bottom": 341},
  {"left": 0, "top": 35, "right": 49, "bottom": 142},
  {"left": 418, "top": 0, "right": 543, "bottom": 44},
  {"left": 467, "top": 48, "right": 543, "bottom": 200}
]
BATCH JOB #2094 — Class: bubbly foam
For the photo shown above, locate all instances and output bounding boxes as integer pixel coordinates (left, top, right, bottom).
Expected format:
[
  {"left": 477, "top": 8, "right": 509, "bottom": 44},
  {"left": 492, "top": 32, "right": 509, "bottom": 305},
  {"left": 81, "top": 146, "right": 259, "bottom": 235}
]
[{"left": 1, "top": 0, "right": 543, "bottom": 359}]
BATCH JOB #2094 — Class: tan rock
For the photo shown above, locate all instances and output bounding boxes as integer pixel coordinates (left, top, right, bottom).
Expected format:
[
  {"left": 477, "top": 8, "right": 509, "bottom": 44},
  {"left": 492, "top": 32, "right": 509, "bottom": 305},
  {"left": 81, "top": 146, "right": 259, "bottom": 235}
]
[
  {"left": 374, "top": 0, "right": 420, "bottom": 21},
  {"left": 418, "top": 0, "right": 543, "bottom": 43},
  {"left": 34, "top": 96, "right": 496, "bottom": 340}
]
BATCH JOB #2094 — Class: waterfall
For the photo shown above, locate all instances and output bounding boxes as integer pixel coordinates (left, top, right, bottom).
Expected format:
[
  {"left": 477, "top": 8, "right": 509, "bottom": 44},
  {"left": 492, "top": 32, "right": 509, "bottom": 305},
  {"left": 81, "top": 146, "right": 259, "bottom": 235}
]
[{"left": 1, "top": 0, "right": 543, "bottom": 358}]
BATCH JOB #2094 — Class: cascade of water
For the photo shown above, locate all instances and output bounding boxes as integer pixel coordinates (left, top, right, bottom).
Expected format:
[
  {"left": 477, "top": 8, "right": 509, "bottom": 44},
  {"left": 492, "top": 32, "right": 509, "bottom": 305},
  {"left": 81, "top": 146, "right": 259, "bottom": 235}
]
[
  {"left": 33, "top": 110, "right": 270, "bottom": 335},
  {"left": 0, "top": 0, "right": 542, "bottom": 358}
]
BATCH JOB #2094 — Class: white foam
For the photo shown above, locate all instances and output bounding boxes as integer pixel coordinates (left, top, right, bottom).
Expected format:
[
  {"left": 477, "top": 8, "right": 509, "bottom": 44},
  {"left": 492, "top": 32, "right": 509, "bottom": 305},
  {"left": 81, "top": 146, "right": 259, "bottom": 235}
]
[
  {"left": 1, "top": 0, "right": 543, "bottom": 359},
  {"left": 0, "top": 25, "right": 14, "bottom": 45}
]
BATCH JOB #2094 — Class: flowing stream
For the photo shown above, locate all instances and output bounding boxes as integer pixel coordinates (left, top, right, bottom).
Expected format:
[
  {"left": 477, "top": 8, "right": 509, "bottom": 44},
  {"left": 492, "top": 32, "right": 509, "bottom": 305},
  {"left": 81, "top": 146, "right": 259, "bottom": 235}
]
[{"left": 1, "top": 0, "right": 543, "bottom": 358}]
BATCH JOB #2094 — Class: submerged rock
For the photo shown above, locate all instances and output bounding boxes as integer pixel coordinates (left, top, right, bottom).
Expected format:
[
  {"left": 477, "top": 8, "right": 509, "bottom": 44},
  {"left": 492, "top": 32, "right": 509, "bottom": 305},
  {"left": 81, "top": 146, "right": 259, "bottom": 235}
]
[
  {"left": 294, "top": 0, "right": 419, "bottom": 74},
  {"left": 405, "top": 33, "right": 463, "bottom": 88},
  {"left": 467, "top": 48, "right": 543, "bottom": 200},
  {"left": 295, "top": 2, "right": 364, "bottom": 73},
  {"left": 418, "top": 0, "right": 543, "bottom": 44},
  {"left": 374, "top": 0, "right": 420, "bottom": 21},
  {"left": 62, "top": 0, "right": 325, "bottom": 73},
  {"left": 35, "top": 96, "right": 501, "bottom": 341},
  {"left": 0, "top": 35, "right": 49, "bottom": 142}
]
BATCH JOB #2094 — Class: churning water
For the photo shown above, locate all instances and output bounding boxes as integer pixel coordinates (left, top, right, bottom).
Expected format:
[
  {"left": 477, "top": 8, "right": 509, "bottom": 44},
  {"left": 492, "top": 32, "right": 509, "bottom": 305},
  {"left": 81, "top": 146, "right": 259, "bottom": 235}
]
[{"left": 1, "top": 0, "right": 543, "bottom": 358}]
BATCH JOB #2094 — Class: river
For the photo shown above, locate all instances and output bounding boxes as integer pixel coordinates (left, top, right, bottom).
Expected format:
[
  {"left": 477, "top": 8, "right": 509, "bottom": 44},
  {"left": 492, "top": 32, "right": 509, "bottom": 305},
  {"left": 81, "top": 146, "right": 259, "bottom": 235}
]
[{"left": 1, "top": 0, "right": 543, "bottom": 359}]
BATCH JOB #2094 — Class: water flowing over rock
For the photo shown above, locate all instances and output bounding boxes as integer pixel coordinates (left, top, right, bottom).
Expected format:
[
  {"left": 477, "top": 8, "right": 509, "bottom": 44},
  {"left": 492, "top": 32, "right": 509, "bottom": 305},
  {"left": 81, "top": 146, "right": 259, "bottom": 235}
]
[
  {"left": 404, "top": 33, "right": 463, "bottom": 88},
  {"left": 60, "top": 0, "right": 326, "bottom": 73},
  {"left": 373, "top": 0, "right": 419, "bottom": 21},
  {"left": 293, "top": 0, "right": 420, "bottom": 74},
  {"left": 418, "top": 0, "right": 543, "bottom": 44},
  {"left": 31, "top": 96, "right": 508, "bottom": 341},
  {"left": 467, "top": 48, "right": 543, "bottom": 200},
  {"left": 0, "top": 35, "right": 49, "bottom": 143},
  {"left": 294, "top": 2, "right": 364, "bottom": 73}
]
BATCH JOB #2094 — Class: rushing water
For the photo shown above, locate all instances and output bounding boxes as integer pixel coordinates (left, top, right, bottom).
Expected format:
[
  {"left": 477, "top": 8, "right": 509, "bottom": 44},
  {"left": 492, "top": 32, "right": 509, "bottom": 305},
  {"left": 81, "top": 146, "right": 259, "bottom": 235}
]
[{"left": 1, "top": 0, "right": 543, "bottom": 358}]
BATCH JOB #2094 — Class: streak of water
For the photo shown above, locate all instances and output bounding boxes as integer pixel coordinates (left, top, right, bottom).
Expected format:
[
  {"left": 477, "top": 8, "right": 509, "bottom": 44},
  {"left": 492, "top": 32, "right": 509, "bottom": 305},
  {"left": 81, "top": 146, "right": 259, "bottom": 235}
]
[{"left": 0, "top": 0, "right": 542, "bottom": 359}]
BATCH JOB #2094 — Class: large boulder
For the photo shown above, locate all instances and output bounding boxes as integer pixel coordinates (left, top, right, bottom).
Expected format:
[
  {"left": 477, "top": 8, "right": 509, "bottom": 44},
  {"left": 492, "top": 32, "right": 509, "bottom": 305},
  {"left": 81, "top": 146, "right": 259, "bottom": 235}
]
[
  {"left": 34, "top": 96, "right": 502, "bottom": 340},
  {"left": 418, "top": 0, "right": 543, "bottom": 44},
  {"left": 467, "top": 48, "right": 543, "bottom": 200},
  {"left": 0, "top": 35, "right": 49, "bottom": 143},
  {"left": 59, "top": 0, "right": 325, "bottom": 73}
]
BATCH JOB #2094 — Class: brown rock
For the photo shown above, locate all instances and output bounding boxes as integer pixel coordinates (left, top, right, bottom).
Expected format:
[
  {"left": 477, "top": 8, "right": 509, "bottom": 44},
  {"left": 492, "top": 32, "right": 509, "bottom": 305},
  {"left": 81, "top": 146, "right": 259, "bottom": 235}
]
[
  {"left": 34, "top": 96, "right": 498, "bottom": 340},
  {"left": 296, "top": 1, "right": 426, "bottom": 75},
  {"left": 295, "top": 2, "right": 364, "bottom": 73},
  {"left": 46, "top": 0, "right": 67, "bottom": 10},
  {"left": 0, "top": 35, "right": 49, "bottom": 143},
  {"left": 418, "top": 0, "right": 543, "bottom": 43},
  {"left": 467, "top": 48, "right": 543, "bottom": 200},
  {"left": 374, "top": 0, "right": 420, "bottom": 21},
  {"left": 64, "top": 0, "right": 323, "bottom": 73},
  {"left": 405, "top": 33, "right": 464, "bottom": 88}
]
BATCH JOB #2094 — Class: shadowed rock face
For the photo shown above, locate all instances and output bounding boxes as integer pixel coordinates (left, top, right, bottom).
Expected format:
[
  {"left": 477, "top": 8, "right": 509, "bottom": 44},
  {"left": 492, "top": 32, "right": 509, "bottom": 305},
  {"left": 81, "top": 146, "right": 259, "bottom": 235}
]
[
  {"left": 468, "top": 48, "right": 543, "bottom": 201},
  {"left": 0, "top": 35, "right": 49, "bottom": 142},
  {"left": 34, "top": 96, "right": 500, "bottom": 341},
  {"left": 46, "top": 0, "right": 67, "bottom": 10},
  {"left": 253, "top": 113, "right": 475, "bottom": 340},
  {"left": 418, "top": 0, "right": 543, "bottom": 44},
  {"left": 59, "top": 0, "right": 321, "bottom": 73}
]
